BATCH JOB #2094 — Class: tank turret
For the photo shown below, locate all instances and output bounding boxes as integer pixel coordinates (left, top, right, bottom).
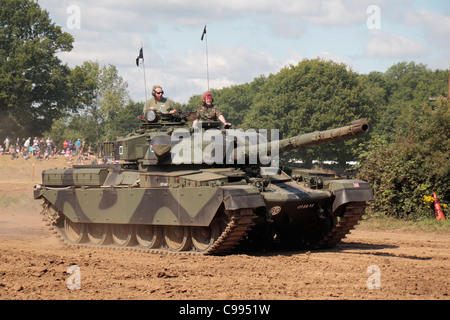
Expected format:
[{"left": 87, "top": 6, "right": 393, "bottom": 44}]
[
  {"left": 104, "top": 112, "right": 369, "bottom": 169},
  {"left": 34, "top": 109, "right": 374, "bottom": 255}
]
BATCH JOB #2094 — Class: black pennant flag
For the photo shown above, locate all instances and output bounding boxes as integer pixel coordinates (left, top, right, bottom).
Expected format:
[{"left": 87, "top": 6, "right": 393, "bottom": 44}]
[
  {"left": 201, "top": 25, "right": 206, "bottom": 41},
  {"left": 136, "top": 47, "right": 143, "bottom": 66}
]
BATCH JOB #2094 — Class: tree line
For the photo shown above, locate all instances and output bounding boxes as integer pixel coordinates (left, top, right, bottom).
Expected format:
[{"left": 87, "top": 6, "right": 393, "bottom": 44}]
[
  {"left": 184, "top": 60, "right": 449, "bottom": 219},
  {"left": 1, "top": 0, "right": 448, "bottom": 219}
]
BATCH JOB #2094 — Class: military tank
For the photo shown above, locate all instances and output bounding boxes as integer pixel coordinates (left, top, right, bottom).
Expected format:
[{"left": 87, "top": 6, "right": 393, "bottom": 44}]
[{"left": 34, "top": 111, "right": 373, "bottom": 255}]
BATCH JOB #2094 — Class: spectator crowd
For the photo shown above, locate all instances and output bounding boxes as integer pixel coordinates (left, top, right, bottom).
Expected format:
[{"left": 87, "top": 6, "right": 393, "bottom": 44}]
[{"left": 0, "top": 136, "right": 113, "bottom": 167}]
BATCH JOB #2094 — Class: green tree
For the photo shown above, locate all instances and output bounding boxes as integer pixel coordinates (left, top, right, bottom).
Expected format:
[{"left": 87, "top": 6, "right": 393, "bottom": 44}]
[
  {"left": 357, "top": 97, "right": 450, "bottom": 219},
  {"left": 103, "top": 101, "right": 143, "bottom": 140},
  {"left": 0, "top": 0, "right": 74, "bottom": 137},
  {"left": 374, "top": 62, "right": 448, "bottom": 140},
  {"left": 241, "top": 58, "right": 373, "bottom": 165},
  {"left": 183, "top": 75, "right": 266, "bottom": 127},
  {"left": 212, "top": 75, "right": 267, "bottom": 127},
  {"left": 70, "top": 61, "right": 129, "bottom": 145},
  {"left": 46, "top": 61, "right": 130, "bottom": 151}
]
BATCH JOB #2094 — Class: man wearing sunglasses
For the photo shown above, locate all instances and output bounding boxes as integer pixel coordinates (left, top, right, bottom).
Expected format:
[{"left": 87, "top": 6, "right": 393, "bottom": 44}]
[{"left": 143, "top": 85, "right": 177, "bottom": 115}]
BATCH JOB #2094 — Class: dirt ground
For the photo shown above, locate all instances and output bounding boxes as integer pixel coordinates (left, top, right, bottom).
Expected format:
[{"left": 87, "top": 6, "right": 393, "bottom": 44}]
[{"left": 0, "top": 157, "right": 449, "bottom": 302}]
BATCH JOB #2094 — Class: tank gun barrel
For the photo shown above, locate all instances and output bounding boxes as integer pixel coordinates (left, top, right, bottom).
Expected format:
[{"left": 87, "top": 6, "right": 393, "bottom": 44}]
[
  {"left": 282, "top": 118, "right": 369, "bottom": 151},
  {"left": 246, "top": 119, "right": 369, "bottom": 157}
]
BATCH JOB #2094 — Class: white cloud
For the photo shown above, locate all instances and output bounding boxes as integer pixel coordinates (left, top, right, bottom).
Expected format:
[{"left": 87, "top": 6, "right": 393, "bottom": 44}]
[
  {"left": 42, "top": 0, "right": 376, "bottom": 35},
  {"left": 404, "top": 8, "right": 450, "bottom": 49},
  {"left": 58, "top": 31, "right": 143, "bottom": 66},
  {"left": 131, "top": 45, "right": 283, "bottom": 103},
  {"left": 365, "top": 30, "right": 429, "bottom": 58},
  {"left": 37, "top": 0, "right": 449, "bottom": 104},
  {"left": 281, "top": 49, "right": 304, "bottom": 67},
  {"left": 314, "top": 51, "right": 350, "bottom": 66},
  {"left": 307, "top": 0, "right": 364, "bottom": 26}
]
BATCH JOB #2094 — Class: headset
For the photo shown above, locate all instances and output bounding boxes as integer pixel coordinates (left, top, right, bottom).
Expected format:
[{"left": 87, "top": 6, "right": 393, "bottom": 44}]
[
  {"left": 202, "top": 92, "right": 214, "bottom": 106},
  {"left": 152, "top": 85, "right": 164, "bottom": 97}
]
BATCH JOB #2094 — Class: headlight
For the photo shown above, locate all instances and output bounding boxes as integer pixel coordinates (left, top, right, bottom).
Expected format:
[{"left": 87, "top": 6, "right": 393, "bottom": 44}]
[{"left": 145, "top": 110, "right": 157, "bottom": 122}]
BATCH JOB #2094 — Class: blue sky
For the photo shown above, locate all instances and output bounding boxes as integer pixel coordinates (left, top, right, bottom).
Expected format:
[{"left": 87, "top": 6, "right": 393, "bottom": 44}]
[{"left": 38, "top": 0, "right": 450, "bottom": 104}]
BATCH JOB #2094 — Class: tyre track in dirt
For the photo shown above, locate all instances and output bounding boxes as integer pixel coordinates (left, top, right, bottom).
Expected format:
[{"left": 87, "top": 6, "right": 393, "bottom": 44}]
[
  {"left": 0, "top": 159, "right": 449, "bottom": 300},
  {"left": 0, "top": 196, "right": 448, "bottom": 300}
]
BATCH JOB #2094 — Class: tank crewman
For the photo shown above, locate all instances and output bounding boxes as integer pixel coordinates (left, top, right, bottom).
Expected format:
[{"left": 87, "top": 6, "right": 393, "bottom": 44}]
[
  {"left": 143, "top": 85, "right": 177, "bottom": 115},
  {"left": 193, "top": 92, "right": 231, "bottom": 127}
]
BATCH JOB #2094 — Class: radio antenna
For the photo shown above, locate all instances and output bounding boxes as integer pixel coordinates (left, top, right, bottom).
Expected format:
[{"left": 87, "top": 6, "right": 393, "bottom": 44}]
[
  {"left": 201, "top": 25, "right": 210, "bottom": 91},
  {"left": 136, "top": 43, "right": 148, "bottom": 105}
]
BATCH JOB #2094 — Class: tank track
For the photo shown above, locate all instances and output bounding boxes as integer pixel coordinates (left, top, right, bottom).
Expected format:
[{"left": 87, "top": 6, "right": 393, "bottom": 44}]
[
  {"left": 316, "top": 202, "right": 367, "bottom": 249},
  {"left": 40, "top": 200, "right": 257, "bottom": 256},
  {"left": 204, "top": 209, "right": 257, "bottom": 255}
]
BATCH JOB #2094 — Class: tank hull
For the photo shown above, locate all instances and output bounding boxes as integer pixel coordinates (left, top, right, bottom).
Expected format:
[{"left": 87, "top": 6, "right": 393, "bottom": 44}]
[
  {"left": 35, "top": 184, "right": 263, "bottom": 226},
  {"left": 34, "top": 118, "right": 373, "bottom": 254},
  {"left": 34, "top": 165, "right": 373, "bottom": 254}
]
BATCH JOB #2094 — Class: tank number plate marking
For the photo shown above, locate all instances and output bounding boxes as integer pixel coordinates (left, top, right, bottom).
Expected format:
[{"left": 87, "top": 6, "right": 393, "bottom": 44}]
[{"left": 297, "top": 203, "right": 314, "bottom": 209}]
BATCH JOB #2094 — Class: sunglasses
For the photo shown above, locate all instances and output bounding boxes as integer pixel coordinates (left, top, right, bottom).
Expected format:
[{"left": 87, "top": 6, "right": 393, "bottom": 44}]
[{"left": 155, "top": 91, "right": 164, "bottom": 95}]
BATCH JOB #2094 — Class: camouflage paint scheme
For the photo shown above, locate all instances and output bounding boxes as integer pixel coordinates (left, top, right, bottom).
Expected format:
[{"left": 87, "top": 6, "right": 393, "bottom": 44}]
[
  {"left": 34, "top": 167, "right": 373, "bottom": 228},
  {"left": 34, "top": 114, "right": 374, "bottom": 252},
  {"left": 35, "top": 168, "right": 264, "bottom": 226}
]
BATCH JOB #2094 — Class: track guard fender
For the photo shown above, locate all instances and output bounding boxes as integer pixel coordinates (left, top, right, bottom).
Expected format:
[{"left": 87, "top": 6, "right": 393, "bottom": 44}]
[
  {"left": 329, "top": 180, "right": 374, "bottom": 212},
  {"left": 220, "top": 186, "right": 266, "bottom": 211}
]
